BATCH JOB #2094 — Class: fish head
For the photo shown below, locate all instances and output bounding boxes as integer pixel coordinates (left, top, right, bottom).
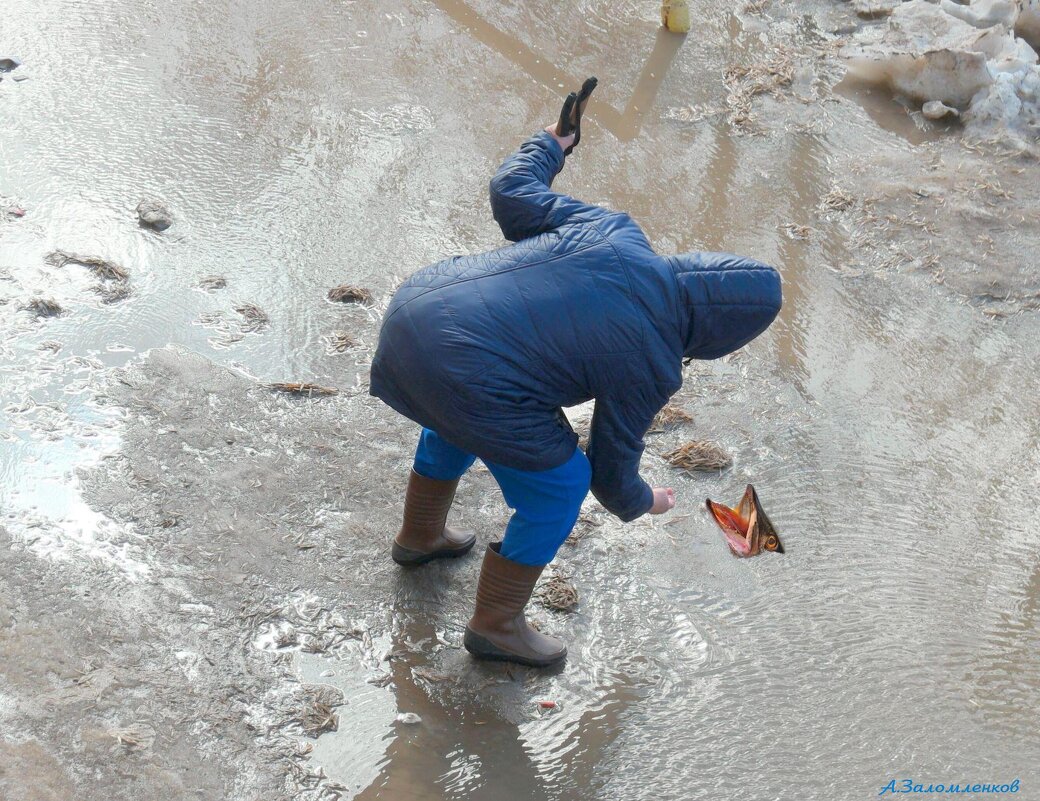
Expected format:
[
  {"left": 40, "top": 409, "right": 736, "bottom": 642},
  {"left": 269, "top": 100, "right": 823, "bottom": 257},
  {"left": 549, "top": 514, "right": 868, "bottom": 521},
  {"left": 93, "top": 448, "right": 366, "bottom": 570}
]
[{"left": 706, "top": 484, "right": 784, "bottom": 557}]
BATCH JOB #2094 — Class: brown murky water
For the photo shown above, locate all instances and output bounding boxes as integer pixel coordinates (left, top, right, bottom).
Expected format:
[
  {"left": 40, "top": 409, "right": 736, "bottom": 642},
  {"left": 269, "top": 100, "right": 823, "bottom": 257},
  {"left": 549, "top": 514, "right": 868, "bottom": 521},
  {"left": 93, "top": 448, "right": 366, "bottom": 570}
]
[{"left": 2, "top": 1, "right": 1039, "bottom": 799}]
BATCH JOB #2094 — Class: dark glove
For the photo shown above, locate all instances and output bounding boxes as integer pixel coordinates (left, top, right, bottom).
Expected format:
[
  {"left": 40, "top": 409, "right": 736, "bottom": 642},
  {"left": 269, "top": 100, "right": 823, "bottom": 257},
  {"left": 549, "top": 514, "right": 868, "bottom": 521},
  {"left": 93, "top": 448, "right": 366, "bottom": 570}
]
[{"left": 555, "top": 76, "right": 598, "bottom": 156}]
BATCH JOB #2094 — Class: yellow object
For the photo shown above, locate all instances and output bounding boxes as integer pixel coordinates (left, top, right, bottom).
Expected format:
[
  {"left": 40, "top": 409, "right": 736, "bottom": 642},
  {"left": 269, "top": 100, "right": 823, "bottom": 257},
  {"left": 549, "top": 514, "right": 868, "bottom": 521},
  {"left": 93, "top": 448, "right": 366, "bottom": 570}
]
[{"left": 661, "top": 0, "right": 691, "bottom": 33}]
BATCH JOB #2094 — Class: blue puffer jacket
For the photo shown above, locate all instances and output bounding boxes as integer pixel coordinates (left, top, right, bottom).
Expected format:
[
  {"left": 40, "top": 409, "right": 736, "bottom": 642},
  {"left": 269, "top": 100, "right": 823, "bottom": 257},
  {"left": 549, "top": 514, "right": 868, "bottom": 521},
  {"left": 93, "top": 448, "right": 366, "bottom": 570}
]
[{"left": 370, "top": 132, "right": 781, "bottom": 521}]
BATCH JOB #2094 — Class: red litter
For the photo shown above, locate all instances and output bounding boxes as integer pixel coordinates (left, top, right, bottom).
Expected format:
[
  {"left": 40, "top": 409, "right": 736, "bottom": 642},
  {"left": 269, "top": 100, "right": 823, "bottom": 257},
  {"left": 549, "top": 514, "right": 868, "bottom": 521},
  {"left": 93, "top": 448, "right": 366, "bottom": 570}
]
[{"left": 536, "top": 700, "right": 557, "bottom": 709}]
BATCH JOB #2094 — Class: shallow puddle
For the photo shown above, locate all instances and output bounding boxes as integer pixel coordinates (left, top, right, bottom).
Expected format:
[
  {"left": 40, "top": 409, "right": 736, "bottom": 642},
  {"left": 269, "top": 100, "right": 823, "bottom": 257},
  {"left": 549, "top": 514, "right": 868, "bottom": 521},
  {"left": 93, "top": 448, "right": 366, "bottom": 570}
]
[{"left": 2, "top": 0, "right": 1038, "bottom": 798}]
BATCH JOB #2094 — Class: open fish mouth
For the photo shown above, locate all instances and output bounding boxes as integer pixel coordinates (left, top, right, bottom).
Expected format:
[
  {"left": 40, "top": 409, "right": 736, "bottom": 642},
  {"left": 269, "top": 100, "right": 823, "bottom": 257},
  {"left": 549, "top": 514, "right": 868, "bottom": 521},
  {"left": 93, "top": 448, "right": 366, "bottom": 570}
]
[{"left": 705, "top": 484, "right": 784, "bottom": 557}]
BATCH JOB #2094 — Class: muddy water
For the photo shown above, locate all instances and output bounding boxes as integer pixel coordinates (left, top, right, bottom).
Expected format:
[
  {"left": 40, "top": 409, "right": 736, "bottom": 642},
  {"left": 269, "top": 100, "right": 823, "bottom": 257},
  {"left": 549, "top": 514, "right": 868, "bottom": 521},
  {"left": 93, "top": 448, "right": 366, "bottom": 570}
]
[{"left": 2, "top": 0, "right": 1039, "bottom": 799}]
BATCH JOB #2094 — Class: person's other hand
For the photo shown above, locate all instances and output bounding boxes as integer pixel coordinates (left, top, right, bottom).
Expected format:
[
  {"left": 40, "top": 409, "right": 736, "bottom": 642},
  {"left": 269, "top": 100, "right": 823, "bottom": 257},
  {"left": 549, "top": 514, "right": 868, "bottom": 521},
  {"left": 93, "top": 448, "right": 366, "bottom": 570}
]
[
  {"left": 649, "top": 487, "right": 676, "bottom": 515},
  {"left": 545, "top": 124, "right": 576, "bottom": 154}
]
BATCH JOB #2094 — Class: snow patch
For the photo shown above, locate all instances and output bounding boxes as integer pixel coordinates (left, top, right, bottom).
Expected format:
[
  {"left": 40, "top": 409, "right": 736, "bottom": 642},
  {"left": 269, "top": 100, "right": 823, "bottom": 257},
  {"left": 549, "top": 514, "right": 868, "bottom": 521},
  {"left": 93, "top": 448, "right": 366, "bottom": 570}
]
[{"left": 842, "top": 0, "right": 1040, "bottom": 144}]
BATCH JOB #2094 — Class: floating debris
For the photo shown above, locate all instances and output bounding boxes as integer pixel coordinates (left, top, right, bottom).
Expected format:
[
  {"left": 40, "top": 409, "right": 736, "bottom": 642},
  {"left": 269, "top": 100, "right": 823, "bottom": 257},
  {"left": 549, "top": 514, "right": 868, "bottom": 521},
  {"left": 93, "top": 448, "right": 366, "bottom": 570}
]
[
  {"left": 234, "top": 303, "right": 269, "bottom": 332},
  {"left": 94, "top": 281, "right": 132, "bottom": 304},
  {"left": 47, "top": 250, "right": 129, "bottom": 281},
  {"left": 110, "top": 723, "right": 156, "bottom": 750},
  {"left": 38, "top": 340, "right": 62, "bottom": 353},
  {"left": 395, "top": 712, "right": 422, "bottom": 725},
  {"left": 566, "top": 511, "right": 602, "bottom": 546},
  {"left": 536, "top": 572, "right": 579, "bottom": 612},
  {"left": 26, "top": 297, "right": 63, "bottom": 317},
  {"left": 298, "top": 687, "right": 342, "bottom": 737},
  {"left": 664, "top": 440, "right": 733, "bottom": 472},
  {"left": 197, "top": 275, "right": 227, "bottom": 290},
  {"left": 705, "top": 483, "right": 785, "bottom": 557},
  {"left": 273, "top": 627, "right": 298, "bottom": 648},
  {"left": 327, "top": 330, "right": 355, "bottom": 353},
  {"left": 821, "top": 187, "right": 855, "bottom": 212},
  {"left": 3, "top": 204, "right": 25, "bottom": 219},
  {"left": 825, "top": 263, "right": 865, "bottom": 279},
  {"left": 0, "top": 57, "right": 21, "bottom": 72},
  {"left": 782, "top": 223, "right": 812, "bottom": 240},
  {"left": 536, "top": 700, "right": 558, "bottom": 709},
  {"left": 724, "top": 47, "right": 794, "bottom": 125},
  {"left": 327, "top": 284, "right": 372, "bottom": 304},
  {"left": 136, "top": 198, "right": 174, "bottom": 231},
  {"left": 267, "top": 382, "right": 339, "bottom": 397},
  {"left": 650, "top": 403, "right": 693, "bottom": 432},
  {"left": 301, "top": 634, "right": 333, "bottom": 654}
]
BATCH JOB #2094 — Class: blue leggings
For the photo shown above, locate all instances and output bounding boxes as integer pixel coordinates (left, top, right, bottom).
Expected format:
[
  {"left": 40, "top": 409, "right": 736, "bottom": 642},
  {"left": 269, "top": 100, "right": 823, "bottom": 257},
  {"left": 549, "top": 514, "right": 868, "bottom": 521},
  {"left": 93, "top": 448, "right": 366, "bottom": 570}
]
[{"left": 413, "top": 428, "right": 591, "bottom": 566}]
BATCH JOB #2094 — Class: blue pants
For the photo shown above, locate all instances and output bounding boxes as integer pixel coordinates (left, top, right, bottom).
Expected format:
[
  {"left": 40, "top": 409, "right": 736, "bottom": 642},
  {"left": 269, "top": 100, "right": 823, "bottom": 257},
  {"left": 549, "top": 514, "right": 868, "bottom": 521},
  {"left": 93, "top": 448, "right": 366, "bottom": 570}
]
[{"left": 413, "top": 427, "right": 591, "bottom": 566}]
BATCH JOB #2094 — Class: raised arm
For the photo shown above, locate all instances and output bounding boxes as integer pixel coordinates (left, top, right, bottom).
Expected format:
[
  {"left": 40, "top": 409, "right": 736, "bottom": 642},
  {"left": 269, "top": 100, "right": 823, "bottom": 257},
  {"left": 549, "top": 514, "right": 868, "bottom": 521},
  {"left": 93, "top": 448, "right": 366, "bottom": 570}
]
[
  {"left": 586, "top": 383, "right": 675, "bottom": 522},
  {"left": 489, "top": 129, "right": 607, "bottom": 242}
]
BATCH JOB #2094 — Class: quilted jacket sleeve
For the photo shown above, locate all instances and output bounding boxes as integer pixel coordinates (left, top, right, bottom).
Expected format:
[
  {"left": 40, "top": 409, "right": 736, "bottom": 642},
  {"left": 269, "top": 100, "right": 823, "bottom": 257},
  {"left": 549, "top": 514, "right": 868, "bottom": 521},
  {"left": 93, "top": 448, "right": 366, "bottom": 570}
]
[
  {"left": 586, "top": 383, "right": 669, "bottom": 522},
  {"left": 489, "top": 131, "right": 607, "bottom": 242}
]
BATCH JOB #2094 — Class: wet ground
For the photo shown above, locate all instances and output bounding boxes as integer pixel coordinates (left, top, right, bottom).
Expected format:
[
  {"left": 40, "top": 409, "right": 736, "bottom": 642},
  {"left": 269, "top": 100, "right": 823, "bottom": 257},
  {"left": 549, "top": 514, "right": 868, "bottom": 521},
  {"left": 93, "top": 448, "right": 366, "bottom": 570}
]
[{"left": 2, "top": 1, "right": 1039, "bottom": 799}]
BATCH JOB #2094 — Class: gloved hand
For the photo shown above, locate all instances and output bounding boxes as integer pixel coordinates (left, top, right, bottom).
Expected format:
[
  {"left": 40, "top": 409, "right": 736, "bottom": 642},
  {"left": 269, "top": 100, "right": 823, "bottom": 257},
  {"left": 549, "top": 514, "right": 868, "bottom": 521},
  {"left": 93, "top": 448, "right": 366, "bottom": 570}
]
[{"left": 554, "top": 77, "right": 598, "bottom": 156}]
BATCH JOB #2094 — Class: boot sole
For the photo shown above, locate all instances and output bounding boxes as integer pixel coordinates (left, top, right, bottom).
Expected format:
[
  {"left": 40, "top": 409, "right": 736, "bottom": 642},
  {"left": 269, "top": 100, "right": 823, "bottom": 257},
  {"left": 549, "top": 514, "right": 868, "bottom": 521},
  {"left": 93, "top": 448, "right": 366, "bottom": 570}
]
[
  {"left": 463, "top": 628, "right": 567, "bottom": 668},
  {"left": 392, "top": 537, "right": 476, "bottom": 566}
]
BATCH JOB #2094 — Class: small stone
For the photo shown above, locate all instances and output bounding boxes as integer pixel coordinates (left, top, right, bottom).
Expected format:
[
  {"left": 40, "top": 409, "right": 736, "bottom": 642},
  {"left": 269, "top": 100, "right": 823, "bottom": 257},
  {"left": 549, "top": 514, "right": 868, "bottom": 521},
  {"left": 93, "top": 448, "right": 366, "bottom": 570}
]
[
  {"left": 136, "top": 198, "right": 174, "bottom": 231},
  {"left": 921, "top": 100, "right": 959, "bottom": 120},
  {"left": 395, "top": 712, "right": 422, "bottom": 725},
  {"left": 0, "top": 58, "right": 21, "bottom": 73}
]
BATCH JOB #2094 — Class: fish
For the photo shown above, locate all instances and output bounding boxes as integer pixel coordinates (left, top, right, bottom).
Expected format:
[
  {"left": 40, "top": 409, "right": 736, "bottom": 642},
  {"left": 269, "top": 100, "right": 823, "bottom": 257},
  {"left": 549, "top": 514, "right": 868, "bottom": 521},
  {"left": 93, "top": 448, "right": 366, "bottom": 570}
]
[{"left": 705, "top": 484, "right": 784, "bottom": 558}]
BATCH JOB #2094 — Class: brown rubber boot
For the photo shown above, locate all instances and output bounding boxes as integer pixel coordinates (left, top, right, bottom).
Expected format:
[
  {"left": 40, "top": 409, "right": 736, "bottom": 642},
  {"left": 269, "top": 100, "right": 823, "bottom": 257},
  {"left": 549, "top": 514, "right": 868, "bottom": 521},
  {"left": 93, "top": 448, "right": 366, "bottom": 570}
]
[
  {"left": 464, "top": 542, "right": 567, "bottom": 668},
  {"left": 391, "top": 470, "right": 476, "bottom": 566}
]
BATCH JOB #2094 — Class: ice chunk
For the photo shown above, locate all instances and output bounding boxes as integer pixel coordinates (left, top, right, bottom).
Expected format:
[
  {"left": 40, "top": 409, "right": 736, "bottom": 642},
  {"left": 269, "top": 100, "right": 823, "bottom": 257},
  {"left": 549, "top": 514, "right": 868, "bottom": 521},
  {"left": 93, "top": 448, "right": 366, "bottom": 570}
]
[
  {"left": 967, "top": 70, "right": 1025, "bottom": 125},
  {"left": 843, "top": 0, "right": 1040, "bottom": 143},
  {"left": 841, "top": 0, "right": 1006, "bottom": 106},
  {"left": 941, "top": 0, "right": 1019, "bottom": 30}
]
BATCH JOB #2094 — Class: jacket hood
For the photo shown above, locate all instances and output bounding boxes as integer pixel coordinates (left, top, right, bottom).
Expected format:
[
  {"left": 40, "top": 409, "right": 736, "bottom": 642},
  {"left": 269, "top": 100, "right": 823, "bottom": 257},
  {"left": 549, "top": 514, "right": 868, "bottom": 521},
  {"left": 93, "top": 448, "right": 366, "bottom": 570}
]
[{"left": 666, "top": 252, "right": 782, "bottom": 360}]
